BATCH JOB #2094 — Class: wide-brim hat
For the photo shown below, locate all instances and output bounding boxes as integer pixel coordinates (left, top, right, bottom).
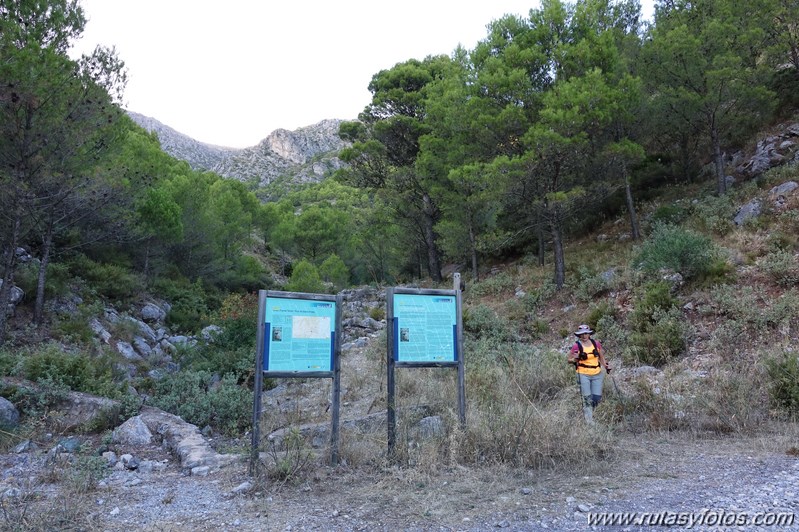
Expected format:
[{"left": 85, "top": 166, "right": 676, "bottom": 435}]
[{"left": 574, "top": 324, "right": 594, "bottom": 336}]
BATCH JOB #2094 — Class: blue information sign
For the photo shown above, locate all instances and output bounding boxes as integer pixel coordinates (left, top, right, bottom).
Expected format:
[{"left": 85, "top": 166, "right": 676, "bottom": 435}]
[
  {"left": 264, "top": 297, "right": 336, "bottom": 372},
  {"left": 393, "top": 293, "right": 457, "bottom": 363}
]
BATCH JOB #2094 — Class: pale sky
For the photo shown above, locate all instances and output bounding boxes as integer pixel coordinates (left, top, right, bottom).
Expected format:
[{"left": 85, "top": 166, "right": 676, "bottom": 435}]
[{"left": 71, "top": 1, "right": 654, "bottom": 149}]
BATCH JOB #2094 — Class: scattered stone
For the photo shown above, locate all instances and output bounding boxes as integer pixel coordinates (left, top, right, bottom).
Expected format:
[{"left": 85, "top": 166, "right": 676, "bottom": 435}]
[{"left": 191, "top": 465, "right": 210, "bottom": 477}]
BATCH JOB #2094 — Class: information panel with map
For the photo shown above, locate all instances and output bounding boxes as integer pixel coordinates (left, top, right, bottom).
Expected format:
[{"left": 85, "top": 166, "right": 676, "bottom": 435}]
[
  {"left": 393, "top": 293, "right": 458, "bottom": 363},
  {"left": 264, "top": 296, "right": 336, "bottom": 372}
]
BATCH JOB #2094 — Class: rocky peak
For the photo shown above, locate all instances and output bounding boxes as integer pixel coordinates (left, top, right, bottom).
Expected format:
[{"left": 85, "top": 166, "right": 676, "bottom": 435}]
[
  {"left": 262, "top": 119, "right": 347, "bottom": 164},
  {"left": 127, "top": 113, "right": 350, "bottom": 194}
]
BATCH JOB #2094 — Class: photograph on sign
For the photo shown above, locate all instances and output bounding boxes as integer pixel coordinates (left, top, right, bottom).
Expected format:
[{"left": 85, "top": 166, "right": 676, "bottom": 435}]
[
  {"left": 393, "top": 293, "right": 457, "bottom": 363},
  {"left": 264, "top": 297, "right": 336, "bottom": 372}
]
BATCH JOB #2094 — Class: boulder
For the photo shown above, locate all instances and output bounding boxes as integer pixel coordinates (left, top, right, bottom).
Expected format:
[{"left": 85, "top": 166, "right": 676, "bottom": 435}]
[
  {"left": 734, "top": 199, "right": 761, "bottom": 226},
  {"left": 113, "top": 416, "right": 153, "bottom": 446},
  {"left": 141, "top": 303, "right": 167, "bottom": 323},
  {"left": 0, "top": 396, "right": 20, "bottom": 429}
]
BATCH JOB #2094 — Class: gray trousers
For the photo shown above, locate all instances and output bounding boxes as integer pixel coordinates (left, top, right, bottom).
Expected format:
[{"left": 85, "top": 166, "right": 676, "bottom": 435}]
[{"left": 577, "top": 371, "right": 605, "bottom": 423}]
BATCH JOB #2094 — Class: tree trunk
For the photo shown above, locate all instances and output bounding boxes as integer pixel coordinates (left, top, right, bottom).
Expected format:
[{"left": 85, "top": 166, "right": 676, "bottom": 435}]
[
  {"left": 422, "top": 193, "right": 442, "bottom": 282},
  {"left": 143, "top": 240, "right": 151, "bottom": 280},
  {"left": 551, "top": 215, "right": 565, "bottom": 290},
  {"left": 466, "top": 222, "right": 479, "bottom": 281},
  {"left": 623, "top": 161, "right": 641, "bottom": 241},
  {"left": 537, "top": 221, "right": 545, "bottom": 267},
  {"left": 0, "top": 218, "right": 21, "bottom": 344},
  {"left": 34, "top": 224, "right": 54, "bottom": 325},
  {"left": 711, "top": 123, "right": 726, "bottom": 195}
]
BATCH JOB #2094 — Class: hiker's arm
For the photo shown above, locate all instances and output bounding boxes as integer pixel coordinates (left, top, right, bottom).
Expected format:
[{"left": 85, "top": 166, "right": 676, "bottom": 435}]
[{"left": 567, "top": 344, "right": 579, "bottom": 364}]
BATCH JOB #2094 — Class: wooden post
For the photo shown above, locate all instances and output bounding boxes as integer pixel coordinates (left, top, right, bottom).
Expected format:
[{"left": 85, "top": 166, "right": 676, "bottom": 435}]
[
  {"left": 249, "top": 290, "right": 267, "bottom": 475},
  {"left": 329, "top": 294, "right": 343, "bottom": 466},
  {"left": 386, "top": 288, "right": 397, "bottom": 461},
  {"left": 456, "top": 284, "right": 466, "bottom": 427}
]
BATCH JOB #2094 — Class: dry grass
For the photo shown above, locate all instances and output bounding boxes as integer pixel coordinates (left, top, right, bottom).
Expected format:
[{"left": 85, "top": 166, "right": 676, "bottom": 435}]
[{"left": 0, "top": 463, "right": 104, "bottom": 532}]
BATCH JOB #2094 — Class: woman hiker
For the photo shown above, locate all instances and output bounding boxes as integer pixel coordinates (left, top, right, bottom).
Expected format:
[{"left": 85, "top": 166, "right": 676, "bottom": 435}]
[{"left": 567, "top": 324, "right": 611, "bottom": 424}]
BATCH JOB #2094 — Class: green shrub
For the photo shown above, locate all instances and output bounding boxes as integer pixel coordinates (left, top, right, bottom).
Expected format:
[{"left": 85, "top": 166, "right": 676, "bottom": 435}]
[
  {"left": 769, "top": 290, "right": 799, "bottom": 329},
  {"left": 575, "top": 266, "right": 613, "bottom": 302},
  {"left": 651, "top": 203, "right": 689, "bottom": 226},
  {"left": 710, "top": 284, "right": 765, "bottom": 326},
  {"left": 181, "top": 344, "right": 254, "bottom": 388},
  {"left": 463, "top": 304, "right": 510, "bottom": 340},
  {"left": 595, "top": 315, "right": 628, "bottom": 354},
  {"left": 213, "top": 292, "right": 258, "bottom": 351},
  {"left": 263, "top": 428, "right": 313, "bottom": 482},
  {"left": 17, "top": 343, "right": 119, "bottom": 397},
  {"left": 633, "top": 223, "right": 718, "bottom": 280},
  {"left": 628, "top": 307, "right": 689, "bottom": 366},
  {"left": 690, "top": 195, "right": 736, "bottom": 236},
  {"left": 215, "top": 255, "right": 269, "bottom": 293},
  {"left": 67, "top": 254, "right": 143, "bottom": 302},
  {"left": 52, "top": 317, "right": 94, "bottom": 344},
  {"left": 629, "top": 281, "right": 678, "bottom": 330},
  {"left": 469, "top": 271, "right": 516, "bottom": 298},
  {"left": 11, "top": 263, "right": 36, "bottom": 302},
  {"left": 368, "top": 306, "right": 385, "bottom": 322},
  {"left": 694, "top": 257, "right": 735, "bottom": 288},
  {"left": 12, "top": 261, "right": 73, "bottom": 303},
  {"left": 626, "top": 282, "right": 688, "bottom": 366},
  {"left": 765, "top": 230, "right": 799, "bottom": 253},
  {"left": 147, "top": 371, "right": 252, "bottom": 435},
  {"left": 151, "top": 277, "right": 211, "bottom": 333},
  {"left": 708, "top": 320, "right": 752, "bottom": 360},
  {"left": 526, "top": 318, "right": 549, "bottom": 339},
  {"left": 765, "top": 352, "right": 799, "bottom": 415},
  {"left": 78, "top": 393, "right": 142, "bottom": 434},
  {"left": 776, "top": 204, "right": 799, "bottom": 236},
  {"left": 0, "top": 349, "right": 15, "bottom": 376},
  {"left": 710, "top": 286, "right": 799, "bottom": 340},
  {"left": 285, "top": 260, "right": 324, "bottom": 293},
  {"left": 587, "top": 299, "right": 618, "bottom": 331},
  {"left": 66, "top": 455, "right": 109, "bottom": 492},
  {"left": 319, "top": 254, "right": 350, "bottom": 290},
  {"left": 760, "top": 249, "right": 799, "bottom": 287},
  {"left": 6, "top": 376, "right": 70, "bottom": 420},
  {"left": 51, "top": 301, "right": 104, "bottom": 343},
  {"left": 520, "top": 280, "right": 556, "bottom": 313}
]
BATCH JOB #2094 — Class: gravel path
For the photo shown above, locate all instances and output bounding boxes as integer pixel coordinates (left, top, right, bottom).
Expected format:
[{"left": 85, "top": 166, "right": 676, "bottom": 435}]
[{"left": 4, "top": 431, "right": 793, "bottom": 531}]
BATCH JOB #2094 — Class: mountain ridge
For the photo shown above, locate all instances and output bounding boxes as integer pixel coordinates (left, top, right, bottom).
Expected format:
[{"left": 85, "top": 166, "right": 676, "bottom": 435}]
[{"left": 127, "top": 112, "right": 350, "bottom": 193}]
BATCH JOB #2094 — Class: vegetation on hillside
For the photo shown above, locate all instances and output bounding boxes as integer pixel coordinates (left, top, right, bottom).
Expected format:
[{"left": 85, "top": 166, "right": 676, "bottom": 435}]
[{"left": 1, "top": 0, "right": 799, "bottom": 478}]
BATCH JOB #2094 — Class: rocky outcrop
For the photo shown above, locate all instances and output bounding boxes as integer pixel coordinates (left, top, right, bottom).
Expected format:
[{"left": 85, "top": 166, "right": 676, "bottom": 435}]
[
  {"left": 733, "top": 122, "right": 799, "bottom": 178},
  {"left": 212, "top": 119, "right": 348, "bottom": 192},
  {"left": 734, "top": 180, "right": 798, "bottom": 225},
  {"left": 0, "top": 377, "right": 120, "bottom": 432},
  {"left": 128, "top": 112, "right": 350, "bottom": 195}
]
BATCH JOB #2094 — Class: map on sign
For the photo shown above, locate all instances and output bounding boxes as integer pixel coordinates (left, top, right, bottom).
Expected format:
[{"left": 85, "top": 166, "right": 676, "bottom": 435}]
[
  {"left": 393, "top": 293, "right": 457, "bottom": 363},
  {"left": 264, "top": 297, "right": 335, "bottom": 372},
  {"left": 293, "top": 315, "right": 330, "bottom": 339}
]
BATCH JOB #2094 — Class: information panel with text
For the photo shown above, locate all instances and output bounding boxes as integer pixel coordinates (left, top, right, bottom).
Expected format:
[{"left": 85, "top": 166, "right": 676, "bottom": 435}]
[{"left": 264, "top": 296, "right": 336, "bottom": 372}]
